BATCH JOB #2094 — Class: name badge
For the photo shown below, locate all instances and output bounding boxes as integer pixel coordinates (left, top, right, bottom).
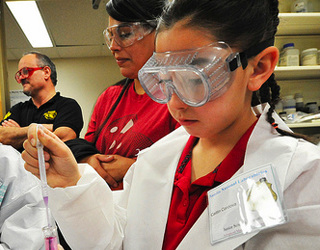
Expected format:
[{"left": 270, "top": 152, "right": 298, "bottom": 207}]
[{"left": 207, "top": 164, "right": 287, "bottom": 245}]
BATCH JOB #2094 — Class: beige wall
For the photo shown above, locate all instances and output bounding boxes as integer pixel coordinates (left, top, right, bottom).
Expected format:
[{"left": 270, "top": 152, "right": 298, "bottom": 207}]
[
  {"left": 7, "top": 56, "right": 123, "bottom": 137},
  {"left": 0, "top": 1, "right": 10, "bottom": 119}
]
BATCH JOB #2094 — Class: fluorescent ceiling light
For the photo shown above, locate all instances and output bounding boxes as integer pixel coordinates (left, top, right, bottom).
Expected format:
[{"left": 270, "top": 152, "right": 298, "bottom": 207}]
[{"left": 6, "top": 1, "right": 53, "bottom": 48}]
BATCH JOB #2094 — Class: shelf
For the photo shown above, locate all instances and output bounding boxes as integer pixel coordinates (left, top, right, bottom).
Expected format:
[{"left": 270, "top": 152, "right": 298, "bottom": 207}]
[
  {"left": 274, "top": 66, "right": 320, "bottom": 80},
  {"left": 276, "top": 5, "right": 320, "bottom": 135},
  {"left": 287, "top": 121, "right": 320, "bottom": 128},
  {"left": 277, "top": 13, "right": 320, "bottom": 35}
]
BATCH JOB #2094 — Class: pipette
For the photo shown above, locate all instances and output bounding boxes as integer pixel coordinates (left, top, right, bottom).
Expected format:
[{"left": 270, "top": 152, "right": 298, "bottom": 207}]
[
  {"left": 36, "top": 124, "right": 51, "bottom": 227},
  {"left": 36, "top": 124, "right": 59, "bottom": 250}
]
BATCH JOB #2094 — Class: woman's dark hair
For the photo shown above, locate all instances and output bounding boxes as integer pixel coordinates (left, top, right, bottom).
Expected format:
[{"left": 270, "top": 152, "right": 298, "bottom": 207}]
[
  {"left": 23, "top": 51, "right": 57, "bottom": 86},
  {"left": 106, "top": 0, "right": 165, "bottom": 24},
  {"left": 159, "top": 0, "right": 309, "bottom": 140}
]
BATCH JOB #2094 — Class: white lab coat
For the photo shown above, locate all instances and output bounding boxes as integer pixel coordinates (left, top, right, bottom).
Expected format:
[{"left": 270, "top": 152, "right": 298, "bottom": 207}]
[
  {"left": 50, "top": 104, "right": 320, "bottom": 250},
  {"left": 0, "top": 144, "right": 47, "bottom": 250}
]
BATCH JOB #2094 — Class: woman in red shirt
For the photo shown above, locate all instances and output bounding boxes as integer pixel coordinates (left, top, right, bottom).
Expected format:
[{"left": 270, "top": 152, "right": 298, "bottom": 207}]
[{"left": 66, "top": 0, "right": 179, "bottom": 189}]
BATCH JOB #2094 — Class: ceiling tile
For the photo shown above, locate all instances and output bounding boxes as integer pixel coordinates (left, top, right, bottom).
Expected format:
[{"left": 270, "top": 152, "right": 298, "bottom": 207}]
[{"left": 5, "top": 0, "right": 110, "bottom": 60}]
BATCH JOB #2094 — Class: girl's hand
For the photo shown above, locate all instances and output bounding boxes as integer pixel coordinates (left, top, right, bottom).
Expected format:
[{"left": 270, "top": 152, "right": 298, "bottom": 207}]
[{"left": 22, "top": 124, "right": 81, "bottom": 188}]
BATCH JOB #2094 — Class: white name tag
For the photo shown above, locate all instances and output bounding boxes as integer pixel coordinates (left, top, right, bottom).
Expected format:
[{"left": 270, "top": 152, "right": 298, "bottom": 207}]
[{"left": 207, "top": 164, "right": 287, "bottom": 245}]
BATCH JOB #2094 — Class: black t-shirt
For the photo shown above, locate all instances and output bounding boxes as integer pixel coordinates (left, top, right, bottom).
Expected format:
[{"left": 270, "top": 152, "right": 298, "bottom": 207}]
[{"left": 1, "top": 92, "right": 83, "bottom": 148}]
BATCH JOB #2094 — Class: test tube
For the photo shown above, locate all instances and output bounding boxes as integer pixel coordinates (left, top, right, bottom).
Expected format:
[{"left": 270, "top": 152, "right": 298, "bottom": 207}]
[{"left": 43, "top": 225, "right": 59, "bottom": 250}]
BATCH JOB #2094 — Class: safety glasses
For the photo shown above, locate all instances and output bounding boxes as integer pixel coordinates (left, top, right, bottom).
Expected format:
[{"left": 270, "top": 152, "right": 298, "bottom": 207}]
[
  {"left": 15, "top": 67, "right": 45, "bottom": 83},
  {"left": 138, "top": 42, "right": 243, "bottom": 107},
  {"left": 103, "top": 21, "right": 156, "bottom": 49}
]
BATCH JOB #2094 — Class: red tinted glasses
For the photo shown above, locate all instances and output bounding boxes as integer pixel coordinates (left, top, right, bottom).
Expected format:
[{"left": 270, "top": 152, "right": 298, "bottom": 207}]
[{"left": 15, "top": 67, "right": 45, "bottom": 83}]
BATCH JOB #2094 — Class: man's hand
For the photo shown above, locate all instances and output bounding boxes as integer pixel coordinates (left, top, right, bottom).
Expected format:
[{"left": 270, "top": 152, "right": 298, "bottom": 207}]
[
  {"left": 0, "top": 124, "right": 28, "bottom": 149},
  {"left": 1, "top": 119, "right": 21, "bottom": 127}
]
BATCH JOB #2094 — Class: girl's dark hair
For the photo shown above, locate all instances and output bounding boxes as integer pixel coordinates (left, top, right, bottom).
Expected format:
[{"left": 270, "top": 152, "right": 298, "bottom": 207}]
[
  {"left": 23, "top": 51, "right": 57, "bottom": 86},
  {"left": 159, "top": 0, "right": 309, "bottom": 140}
]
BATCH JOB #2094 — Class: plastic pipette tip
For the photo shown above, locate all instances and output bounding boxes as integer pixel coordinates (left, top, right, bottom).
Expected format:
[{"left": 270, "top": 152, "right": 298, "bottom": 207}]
[{"left": 36, "top": 124, "right": 51, "bottom": 227}]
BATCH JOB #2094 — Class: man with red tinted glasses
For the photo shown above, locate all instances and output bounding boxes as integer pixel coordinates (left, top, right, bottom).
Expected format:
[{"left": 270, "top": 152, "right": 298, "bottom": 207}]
[{"left": 0, "top": 52, "right": 83, "bottom": 152}]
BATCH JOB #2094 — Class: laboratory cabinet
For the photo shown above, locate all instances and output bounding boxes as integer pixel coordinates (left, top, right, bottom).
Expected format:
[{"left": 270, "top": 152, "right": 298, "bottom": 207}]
[{"left": 274, "top": 0, "right": 320, "bottom": 137}]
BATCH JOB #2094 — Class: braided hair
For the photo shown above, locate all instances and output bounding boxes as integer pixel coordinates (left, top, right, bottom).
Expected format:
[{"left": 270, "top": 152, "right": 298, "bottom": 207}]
[{"left": 255, "top": 71, "right": 310, "bottom": 140}]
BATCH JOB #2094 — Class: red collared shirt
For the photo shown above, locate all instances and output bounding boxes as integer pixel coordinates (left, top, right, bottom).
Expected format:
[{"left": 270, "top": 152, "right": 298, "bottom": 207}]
[{"left": 162, "top": 121, "right": 257, "bottom": 250}]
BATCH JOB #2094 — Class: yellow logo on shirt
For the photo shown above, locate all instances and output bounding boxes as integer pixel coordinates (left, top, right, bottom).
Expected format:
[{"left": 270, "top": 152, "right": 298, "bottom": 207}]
[
  {"left": 3, "top": 112, "right": 11, "bottom": 120},
  {"left": 43, "top": 110, "right": 57, "bottom": 120}
]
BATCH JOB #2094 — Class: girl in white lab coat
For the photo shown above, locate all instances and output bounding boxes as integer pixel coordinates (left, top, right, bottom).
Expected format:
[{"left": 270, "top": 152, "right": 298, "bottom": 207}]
[{"left": 22, "top": 0, "right": 320, "bottom": 249}]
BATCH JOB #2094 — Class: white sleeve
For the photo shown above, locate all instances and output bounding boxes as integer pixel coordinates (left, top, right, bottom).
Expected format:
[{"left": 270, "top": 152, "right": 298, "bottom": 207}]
[
  {"left": 48, "top": 164, "right": 128, "bottom": 250},
  {"left": 0, "top": 173, "right": 47, "bottom": 250}
]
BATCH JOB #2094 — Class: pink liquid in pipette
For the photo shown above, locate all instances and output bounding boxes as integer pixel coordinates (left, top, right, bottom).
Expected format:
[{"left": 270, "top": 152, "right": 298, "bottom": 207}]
[
  {"left": 45, "top": 236, "right": 58, "bottom": 250},
  {"left": 43, "top": 196, "right": 49, "bottom": 206}
]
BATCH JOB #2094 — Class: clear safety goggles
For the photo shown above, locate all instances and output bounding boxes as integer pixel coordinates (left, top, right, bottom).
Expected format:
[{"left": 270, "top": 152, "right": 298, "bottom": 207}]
[
  {"left": 138, "top": 38, "right": 274, "bottom": 107},
  {"left": 103, "top": 21, "right": 157, "bottom": 49},
  {"left": 138, "top": 42, "right": 245, "bottom": 107}
]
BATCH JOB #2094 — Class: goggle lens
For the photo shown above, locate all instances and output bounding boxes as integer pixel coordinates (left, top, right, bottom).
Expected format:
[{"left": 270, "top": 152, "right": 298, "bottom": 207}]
[
  {"left": 15, "top": 67, "right": 45, "bottom": 83},
  {"left": 173, "top": 71, "right": 207, "bottom": 103},
  {"left": 139, "top": 69, "right": 209, "bottom": 106},
  {"left": 103, "top": 22, "right": 155, "bottom": 49}
]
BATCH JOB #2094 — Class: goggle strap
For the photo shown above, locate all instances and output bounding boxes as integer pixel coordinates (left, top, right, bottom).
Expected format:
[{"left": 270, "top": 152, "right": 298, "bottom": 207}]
[
  {"left": 240, "top": 37, "right": 275, "bottom": 70},
  {"left": 245, "top": 37, "right": 275, "bottom": 58},
  {"left": 239, "top": 52, "right": 248, "bottom": 70},
  {"left": 228, "top": 38, "right": 275, "bottom": 71},
  {"left": 229, "top": 53, "right": 243, "bottom": 72}
]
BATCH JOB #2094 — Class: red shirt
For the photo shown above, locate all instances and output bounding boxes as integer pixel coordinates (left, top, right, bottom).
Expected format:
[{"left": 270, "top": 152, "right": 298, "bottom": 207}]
[
  {"left": 162, "top": 121, "right": 257, "bottom": 250},
  {"left": 85, "top": 81, "right": 179, "bottom": 190},
  {"left": 85, "top": 81, "right": 179, "bottom": 157}
]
